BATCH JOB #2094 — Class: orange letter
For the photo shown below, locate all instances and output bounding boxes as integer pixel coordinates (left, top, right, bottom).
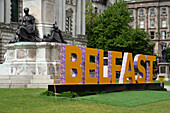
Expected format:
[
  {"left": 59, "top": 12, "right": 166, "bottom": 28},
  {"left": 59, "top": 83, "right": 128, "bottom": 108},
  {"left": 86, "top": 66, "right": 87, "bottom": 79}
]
[
  {"left": 147, "top": 55, "right": 156, "bottom": 83},
  {"left": 119, "top": 52, "right": 135, "bottom": 84},
  {"left": 99, "top": 49, "right": 110, "bottom": 84},
  {"left": 112, "top": 51, "right": 122, "bottom": 84},
  {"left": 65, "top": 45, "right": 82, "bottom": 84},
  {"left": 85, "top": 48, "right": 98, "bottom": 84}
]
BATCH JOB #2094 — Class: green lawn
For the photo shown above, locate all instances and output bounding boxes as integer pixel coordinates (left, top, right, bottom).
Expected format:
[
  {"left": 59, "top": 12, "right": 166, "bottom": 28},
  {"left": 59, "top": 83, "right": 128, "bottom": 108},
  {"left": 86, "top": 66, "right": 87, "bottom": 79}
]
[
  {"left": 153, "top": 80, "right": 170, "bottom": 86},
  {"left": 0, "top": 89, "right": 170, "bottom": 113},
  {"left": 115, "top": 79, "right": 170, "bottom": 86}
]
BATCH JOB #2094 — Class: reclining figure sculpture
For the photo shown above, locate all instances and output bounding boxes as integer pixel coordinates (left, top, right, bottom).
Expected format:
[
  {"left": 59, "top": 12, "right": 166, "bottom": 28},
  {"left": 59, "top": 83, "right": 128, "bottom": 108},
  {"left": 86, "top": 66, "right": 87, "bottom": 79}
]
[{"left": 43, "top": 22, "right": 67, "bottom": 43}]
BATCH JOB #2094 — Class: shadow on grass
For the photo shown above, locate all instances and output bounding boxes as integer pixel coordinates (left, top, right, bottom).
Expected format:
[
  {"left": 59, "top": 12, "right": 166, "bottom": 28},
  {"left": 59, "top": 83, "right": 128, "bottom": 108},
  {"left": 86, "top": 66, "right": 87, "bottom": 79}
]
[{"left": 40, "top": 89, "right": 170, "bottom": 107}]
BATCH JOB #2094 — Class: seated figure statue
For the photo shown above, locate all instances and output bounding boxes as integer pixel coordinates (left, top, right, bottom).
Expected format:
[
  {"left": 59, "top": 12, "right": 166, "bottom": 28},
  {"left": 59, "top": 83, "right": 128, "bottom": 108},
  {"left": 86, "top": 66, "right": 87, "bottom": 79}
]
[
  {"left": 43, "top": 22, "right": 67, "bottom": 44},
  {"left": 161, "top": 43, "right": 167, "bottom": 62},
  {"left": 9, "top": 7, "right": 42, "bottom": 43}
]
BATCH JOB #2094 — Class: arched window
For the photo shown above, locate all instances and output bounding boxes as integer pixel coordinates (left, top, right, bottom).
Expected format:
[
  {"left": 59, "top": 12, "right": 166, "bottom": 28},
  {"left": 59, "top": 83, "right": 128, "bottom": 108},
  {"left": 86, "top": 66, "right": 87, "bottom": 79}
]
[
  {"left": 140, "top": 21, "right": 144, "bottom": 28},
  {"left": 150, "top": 20, "right": 155, "bottom": 28},
  {"left": 150, "top": 9, "right": 155, "bottom": 16},
  {"left": 162, "top": 8, "right": 166, "bottom": 15},
  {"left": 162, "top": 19, "right": 166, "bottom": 27},
  {"left": 66, "top": 8, "right": 73, "bottom": 34},
  {"left": 140, "top": 9, "right": 144, "bottom": 16}
]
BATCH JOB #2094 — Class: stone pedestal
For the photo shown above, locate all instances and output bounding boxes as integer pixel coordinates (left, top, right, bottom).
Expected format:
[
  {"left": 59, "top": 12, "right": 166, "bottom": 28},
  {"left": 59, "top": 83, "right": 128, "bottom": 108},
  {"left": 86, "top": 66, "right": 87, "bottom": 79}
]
[
  {"left": 0, "top": 42, "right": 63, "bottom": 88},
  {"left": 157, "top": 62, "right": 170, "bottom": 81}
]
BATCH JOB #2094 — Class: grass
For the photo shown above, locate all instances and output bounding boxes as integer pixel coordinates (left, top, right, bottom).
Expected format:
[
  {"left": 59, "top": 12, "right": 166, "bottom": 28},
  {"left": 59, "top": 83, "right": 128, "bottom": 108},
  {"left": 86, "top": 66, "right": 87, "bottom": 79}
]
[
  {"left": 0, "top": 89, "right": 170, "bottom": 113},
  {"left": 74, "top": 90, "right": 170, "bottom": 107},
  {"left": 153, "top": 80, "right": 170, "bottom": 86},
  {"left": 115, "top": 79, "right": 170, "bottom": 86}
]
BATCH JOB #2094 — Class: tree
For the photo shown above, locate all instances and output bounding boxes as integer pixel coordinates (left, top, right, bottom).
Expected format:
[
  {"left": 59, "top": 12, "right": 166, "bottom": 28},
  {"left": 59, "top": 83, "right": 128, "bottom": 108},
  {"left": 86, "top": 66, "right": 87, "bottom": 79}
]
[
  {"left": 85, "top": 1, "right": 98, "bottom": 48},
  {"left": 86, "top": 0, "right": 154, "bottom": 56}
]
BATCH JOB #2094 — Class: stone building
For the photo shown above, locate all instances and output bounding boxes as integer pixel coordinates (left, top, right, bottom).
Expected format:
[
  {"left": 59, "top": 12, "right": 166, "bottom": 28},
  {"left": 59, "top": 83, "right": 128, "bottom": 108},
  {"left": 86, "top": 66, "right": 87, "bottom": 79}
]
[
  {"left": 0, "top": 0, "right": 87, "bottom": 64},
  {"left": 88, "top": 0, "right": 170, "bottom": 60},
  {"left": 125, "top": 0, "right": 170, "bottom": 59},
  {"left": 86, "top": 0, "right": 117, "bottom": 14}
]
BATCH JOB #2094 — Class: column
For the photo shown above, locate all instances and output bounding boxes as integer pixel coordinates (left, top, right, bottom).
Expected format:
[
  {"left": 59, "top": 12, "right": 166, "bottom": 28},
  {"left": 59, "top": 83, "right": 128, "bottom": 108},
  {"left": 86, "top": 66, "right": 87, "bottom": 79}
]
[
  {"left": 5, "top": 0, "right": 10, "bottom": 23},
  {"left": 55, "top": 0, "right": 65, "bottom": 32},
  {"left": 76, "top": 0, "right": 81, "bottom": 35},
  {"left": 81, "top": 0, "right": 85, "bottom": 35},
  {"left": 0, "top": 0, "right": 4, "bottom": 23}
]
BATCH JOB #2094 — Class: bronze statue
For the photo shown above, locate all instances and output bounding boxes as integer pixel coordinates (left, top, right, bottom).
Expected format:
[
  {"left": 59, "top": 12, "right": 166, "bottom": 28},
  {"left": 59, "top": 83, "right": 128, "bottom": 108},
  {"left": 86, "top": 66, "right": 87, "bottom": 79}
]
[
  {"left": 9, "top": 7, "right": 42, "bottom": 43},
  {"left": 43, "top": 22, "right": 67, "bottom": 43},
  {"left": 9, "top": 7, "right": 67, "bottom": 44},
  {"left": 161, "top": 43, "right": 167, "bottom": 62}
]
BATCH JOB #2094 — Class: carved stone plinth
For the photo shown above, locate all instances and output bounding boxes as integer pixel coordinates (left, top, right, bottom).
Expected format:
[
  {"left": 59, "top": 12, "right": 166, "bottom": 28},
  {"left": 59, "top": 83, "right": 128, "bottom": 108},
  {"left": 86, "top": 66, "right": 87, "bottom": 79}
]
[
  {"left": 0, "top": 42, "right": 63, "bottom": 88},
  {"left": 157, "top": 62, "right": 170, "bottom": 81}
]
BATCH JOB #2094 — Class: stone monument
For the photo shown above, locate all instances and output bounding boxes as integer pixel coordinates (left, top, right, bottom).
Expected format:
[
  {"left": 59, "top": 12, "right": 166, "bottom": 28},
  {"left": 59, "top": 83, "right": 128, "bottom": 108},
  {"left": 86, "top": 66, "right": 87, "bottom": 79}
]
[
  {"left": 0, "top": 8, "right": 68, "bottom": 88},
  {"left": 157, "top": 43, "right": 170, "bottom": 81}
]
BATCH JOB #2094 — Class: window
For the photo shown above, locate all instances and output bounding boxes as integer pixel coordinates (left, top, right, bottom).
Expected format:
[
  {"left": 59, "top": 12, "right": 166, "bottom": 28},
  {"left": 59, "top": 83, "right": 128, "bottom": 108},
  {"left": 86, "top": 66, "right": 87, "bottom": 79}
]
[
  {"left": 130, "top": 22, "right": 133, "bottom": 28},
  {"left": 66, "top": 0, "right": 73, "bottom": 4},
  {"left": 140, "top": 21, "right": 144, "bottom": 28},
  {"left": 11, "top": 0, "right": 19, "bottom": 22},
  {"left": 150, "top": 31, "right": 154, "bottom": 39},
  {"left": 150, "top": 20, "right": 155, "bottom": 28},
  {"left": 95, "top": 7, "right": 98, "bottom": 13},
  {"left": 150, "top": 9, "right": 155, "bottom": 16},
  {"left": 140, "top": 9, "right": 144, "bottom": 16},
  {"left": 99, "top": 9, "right": 102, "bottom": 14},
  {"left": 162, "top": 31, "right": 166, "bottom": 39},
  {"left": 162, "top": 19, "right": 166, "bottom": 27},
  {"left": 162, "top": 8, "right": 166, "bottom": 15},
  {"left": 130, "top": 10, "right": 133, "bottom": 17}
]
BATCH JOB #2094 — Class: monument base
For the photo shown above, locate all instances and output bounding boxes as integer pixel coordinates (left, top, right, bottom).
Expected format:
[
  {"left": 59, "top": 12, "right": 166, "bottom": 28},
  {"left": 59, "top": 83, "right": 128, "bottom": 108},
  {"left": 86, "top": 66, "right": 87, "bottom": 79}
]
[
  {"left": 48, "top": 83, "right": 164, "bottom": 93},
  {"left": 157, "top": 62, "right": 170, "bottom": 81},
  {"left": 0, "top": 42, "right": 63, "bottom": 88}
]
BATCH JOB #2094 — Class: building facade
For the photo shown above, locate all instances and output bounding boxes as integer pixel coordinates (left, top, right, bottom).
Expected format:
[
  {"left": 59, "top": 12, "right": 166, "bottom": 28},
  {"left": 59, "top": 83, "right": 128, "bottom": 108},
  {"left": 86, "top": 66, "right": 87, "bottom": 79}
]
[
  {"left": 87, "top": 0, "right": 117, "bottom": 14},
  {"left": 89, "top": 0, "right": 170, "bottom": 60},
  {"left": 0, "top": 0, "right": 86, "bottom": 63},
  {"left": 125, "top": 0, "right": 170, "bottom": 59}
]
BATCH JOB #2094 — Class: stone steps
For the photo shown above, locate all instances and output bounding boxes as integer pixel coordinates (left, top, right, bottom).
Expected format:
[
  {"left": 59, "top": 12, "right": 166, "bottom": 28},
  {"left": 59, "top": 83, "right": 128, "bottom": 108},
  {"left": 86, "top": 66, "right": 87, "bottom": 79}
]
[
  {"left": 27, "top": 84, "right": 50, "bottom": 88},
  {"left": 0, "top": 75, "right": 9, "bottom": 79},
  {"left": 0, "top": 79, "right": 11, "bottom": 84},
  {"left": 0, "top": 75, "right": 57, "bottom": 88},
  {"left": 0, "top": 84, "right": 10, "bottom": 88},
  {"left": 10, "top": 84, "right": 27, "bottom": 88},
  {"left": 9, "top": 75, "right": 33, "bottom": 79}
]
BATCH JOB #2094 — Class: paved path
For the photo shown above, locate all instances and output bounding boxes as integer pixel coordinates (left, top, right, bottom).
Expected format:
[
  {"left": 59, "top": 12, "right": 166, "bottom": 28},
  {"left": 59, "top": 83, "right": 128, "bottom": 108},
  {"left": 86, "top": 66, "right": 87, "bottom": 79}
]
[{"left": 164, "top": 86, "right": 170, "bottom": 91}]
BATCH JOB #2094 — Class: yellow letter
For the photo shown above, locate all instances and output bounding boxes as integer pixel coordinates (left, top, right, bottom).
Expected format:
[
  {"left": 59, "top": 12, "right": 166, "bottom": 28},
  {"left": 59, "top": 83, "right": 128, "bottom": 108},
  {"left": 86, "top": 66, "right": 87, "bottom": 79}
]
[
  {"left": 112, "top": 51, "right": 122, "bottom": 84},
  {"left": 119, "top": 52, "right": 135, "bottom": 84},
  {"left": 65, "top": 45, "right": 82, "bottom": 84},
  {"left": 85, "top": 48, "right": 98, "bottom": 84},
  {"left": 147, "top": 55, "right": 156, "bottom": 83},
  {"left": 99, "top": 49, "right": 110, "bottom": 84}
]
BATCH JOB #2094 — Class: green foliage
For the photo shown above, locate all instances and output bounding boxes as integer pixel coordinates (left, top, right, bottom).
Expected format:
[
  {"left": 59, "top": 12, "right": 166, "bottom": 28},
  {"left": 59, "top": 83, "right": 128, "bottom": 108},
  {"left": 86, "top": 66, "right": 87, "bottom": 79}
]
[
  {"left": 40, "top": 91, "right": 54, "bottom": 96},
  {"left": 86, "top": 1, "right": 98, "bottom": 48},
  {"left": 86, "top": 1, "right": 154, "bottom": 56}
]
